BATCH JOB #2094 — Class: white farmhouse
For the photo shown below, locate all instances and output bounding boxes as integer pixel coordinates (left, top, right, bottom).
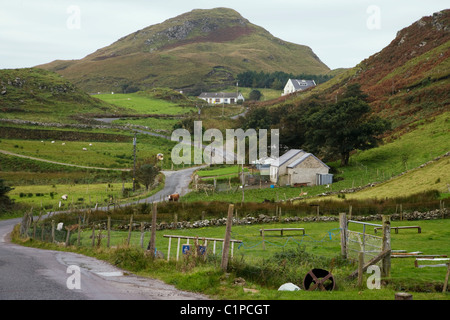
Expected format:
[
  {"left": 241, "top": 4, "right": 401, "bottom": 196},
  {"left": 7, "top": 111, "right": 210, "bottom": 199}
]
[
  {"left": 198, "top": 92, "right": 245, "bottom": 105},
  {"left": 282, "top": 79, "right": 316, "bottom": 96},
  {"left": 270, "top": 149, "right": 332, "bottom": 186}
]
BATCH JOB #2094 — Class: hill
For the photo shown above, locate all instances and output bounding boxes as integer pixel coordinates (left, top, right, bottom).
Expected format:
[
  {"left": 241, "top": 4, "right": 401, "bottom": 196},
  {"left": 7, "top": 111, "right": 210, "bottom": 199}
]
[
  {"left": 246, "top": 10, "right": 449, "bottom": 135},
  {"left": 0, "top": 68, "right": 126, "bottom": 123},
  {"left": 296, "top": 9, "right": 450, "bottom": 130},
  {"left": 37, "top": 7, "right": 330, "bottom": 94}
]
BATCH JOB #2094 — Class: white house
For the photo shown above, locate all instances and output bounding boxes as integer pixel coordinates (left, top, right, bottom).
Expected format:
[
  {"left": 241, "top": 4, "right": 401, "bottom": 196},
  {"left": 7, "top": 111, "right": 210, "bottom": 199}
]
[
  {"left": 282, "top": 79, "right": 316, "bottom": 96},
  {"left": 198, "top": 92, "right": 245, "bottom": 105},
  {"left": 270, "top": 149, "right": 332, "bottom": 186}
]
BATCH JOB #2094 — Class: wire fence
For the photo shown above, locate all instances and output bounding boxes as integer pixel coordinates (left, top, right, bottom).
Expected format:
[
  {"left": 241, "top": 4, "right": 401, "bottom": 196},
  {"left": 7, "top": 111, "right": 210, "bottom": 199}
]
[{"left": 19, "top": 211, "right": 345, "bottom": 264}]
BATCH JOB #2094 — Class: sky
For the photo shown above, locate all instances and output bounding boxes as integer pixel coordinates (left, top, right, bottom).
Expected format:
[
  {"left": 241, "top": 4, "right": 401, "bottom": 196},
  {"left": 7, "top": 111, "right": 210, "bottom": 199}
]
[{"left": 0, "top": 0, "right": 448, "bottom": 71}]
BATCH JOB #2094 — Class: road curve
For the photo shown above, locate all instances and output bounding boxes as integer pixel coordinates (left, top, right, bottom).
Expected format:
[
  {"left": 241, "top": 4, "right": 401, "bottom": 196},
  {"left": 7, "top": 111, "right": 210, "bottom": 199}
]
[{"left": 0, "top": 166, "right": 209, "bottom": 300}]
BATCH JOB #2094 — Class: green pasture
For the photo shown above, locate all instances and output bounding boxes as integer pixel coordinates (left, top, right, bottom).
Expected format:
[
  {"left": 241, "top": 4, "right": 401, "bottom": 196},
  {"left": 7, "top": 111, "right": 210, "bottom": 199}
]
[
  {"left": 9, "top": 182, "right": 135, "bottom": 209},
  {"left": 196, "top": 165, "right": 249, "bottom": 177},
  {"left": 27, "top": 215, "right": 450, "bottom": 299},
  {"left": 0, "top": 134, "right": 176, "bottom": 170},
  {"left": 111, "top": 117, "right": 180, "bottom": 132},
  {"left": 95, "top": 92, "right": 196, "bottom": 115}
]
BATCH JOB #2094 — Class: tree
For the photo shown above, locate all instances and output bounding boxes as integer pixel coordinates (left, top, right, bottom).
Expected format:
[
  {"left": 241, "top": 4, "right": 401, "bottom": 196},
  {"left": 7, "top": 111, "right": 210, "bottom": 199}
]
[
  {"left": 305, "top": 96, "right": 390, "bottom": 166},
  {"left": 249, "top": 89, "right": 262, "bottom": 101},
  {"left": 135, "top": 163, "right": 160, "bottom": 191}
]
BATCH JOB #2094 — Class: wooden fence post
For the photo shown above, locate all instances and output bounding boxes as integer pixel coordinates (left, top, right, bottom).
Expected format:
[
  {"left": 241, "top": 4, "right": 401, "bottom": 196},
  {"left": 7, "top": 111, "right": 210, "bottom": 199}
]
[
  {"left": 221, "top": 204, "right": 234, "bottom": 272},
  {"left": 381, "top": 215, "right": 391, "bottom": 277},
  {"left": 91, "top": 224, "right": 95, "bottom": 247},
  {"left": 339, "top": 212, "right": 347, "bottom": 259},
  {"left": 51, "top": 220, "right": 55, "bottom": 243},
  {"left": 126, "top": 214, "right": 133, "bottom": 246},
  {"left": 107, "top": 216, "right": 111, "bottom": 248},
  {"left": 147, "top": 203, "right": 158, "bottom": 257},
  {"left": 140, "top": 222, "right": 145, "bottom": 249},
  {"left": 77, "top": 217, "right": 81, "bottom": 247},
  {"left": 444, "top": 263, "right": 450, "bottom": 293}
]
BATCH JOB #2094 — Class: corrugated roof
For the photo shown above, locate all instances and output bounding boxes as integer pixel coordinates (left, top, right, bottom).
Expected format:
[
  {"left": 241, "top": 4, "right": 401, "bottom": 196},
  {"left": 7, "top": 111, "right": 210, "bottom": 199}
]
[
  {"left": 287, "top": 153, "right": 330, "bottom": 169},
  {"left": 272, "top": 149, "right": 303, "bottom": 167}
]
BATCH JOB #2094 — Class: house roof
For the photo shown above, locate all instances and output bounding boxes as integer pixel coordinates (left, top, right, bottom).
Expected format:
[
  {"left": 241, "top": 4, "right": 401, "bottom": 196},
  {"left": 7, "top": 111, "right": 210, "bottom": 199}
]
[
  {"left": 287, "top": 153, "right": 330, "bottom": 169},
  {"left": 271, "top": 149, "right": 304, "bottom": 167},
  {"left": 199, "top": 92, "right": 243, "bottom": 99},
  {"left": 251, "top": 156, "right": 277, "bottom": 166},
  {"left": 288, "top": 79, "right": 316, "bottom": 91}
]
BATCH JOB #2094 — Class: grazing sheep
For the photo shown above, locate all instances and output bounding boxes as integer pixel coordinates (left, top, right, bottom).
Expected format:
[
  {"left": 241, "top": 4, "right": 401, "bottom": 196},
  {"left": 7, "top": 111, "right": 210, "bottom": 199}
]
[
  {"left": 61, "top": 194, "right": 68, "bottom": 200},
  {"left": 82, "top": 148, "right": 87, "bottom": 151}
]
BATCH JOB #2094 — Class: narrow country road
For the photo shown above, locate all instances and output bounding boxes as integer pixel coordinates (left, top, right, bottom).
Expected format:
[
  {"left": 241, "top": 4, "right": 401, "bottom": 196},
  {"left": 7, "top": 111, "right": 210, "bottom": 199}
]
[
  {"left": 0, "top": 218, "right": 208, "bottom": 300},
  {"left": 0, "top": 165, "right": 208, "bottom": 300}
]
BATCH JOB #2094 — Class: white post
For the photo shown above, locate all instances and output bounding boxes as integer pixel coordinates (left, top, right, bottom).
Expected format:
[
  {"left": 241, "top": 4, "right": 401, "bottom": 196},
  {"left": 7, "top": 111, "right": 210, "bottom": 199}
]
[{"left": 167, "top": 237, "right": 172, "bottom": 262}]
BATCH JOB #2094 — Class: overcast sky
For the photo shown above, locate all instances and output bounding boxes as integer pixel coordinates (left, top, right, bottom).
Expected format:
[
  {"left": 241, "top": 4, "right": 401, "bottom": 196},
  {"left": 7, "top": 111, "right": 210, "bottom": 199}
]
[{"left": 1, "top": 0, "right": 448, "bottom": 70}]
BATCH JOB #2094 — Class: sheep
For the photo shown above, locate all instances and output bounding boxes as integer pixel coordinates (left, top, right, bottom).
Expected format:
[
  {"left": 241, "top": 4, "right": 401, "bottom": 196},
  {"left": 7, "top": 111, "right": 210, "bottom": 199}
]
[
  {"left": 56, "top": 223, "right": 64, "bottom": 231},
  {"left": 82, "top": 148, "right": 88, "bottom": 151},
  {"left": 61, "top": 194, "right": 68, "bottom": 200}
]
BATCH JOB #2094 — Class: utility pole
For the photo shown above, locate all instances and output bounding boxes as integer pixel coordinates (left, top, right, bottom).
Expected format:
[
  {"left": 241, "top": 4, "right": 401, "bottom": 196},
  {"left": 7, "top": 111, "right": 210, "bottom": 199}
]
[{"left": 133, "top": 132, "right": 137, "bottom": 192}]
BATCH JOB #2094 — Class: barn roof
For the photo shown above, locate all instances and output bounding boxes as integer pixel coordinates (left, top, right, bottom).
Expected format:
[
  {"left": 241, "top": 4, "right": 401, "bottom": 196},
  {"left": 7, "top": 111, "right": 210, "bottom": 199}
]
[
  {"left": 287, "top": 153, "right": 330, "bottom": 169},
  {"left": 271, "top": 149, "right": 304, "bottom": 167}
]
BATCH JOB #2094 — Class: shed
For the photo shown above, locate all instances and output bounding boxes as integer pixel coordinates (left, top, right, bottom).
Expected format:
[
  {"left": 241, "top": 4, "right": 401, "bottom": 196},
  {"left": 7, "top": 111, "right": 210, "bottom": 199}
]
[{"left": 270, "top": 150, "right": 331, "bottom": 186}]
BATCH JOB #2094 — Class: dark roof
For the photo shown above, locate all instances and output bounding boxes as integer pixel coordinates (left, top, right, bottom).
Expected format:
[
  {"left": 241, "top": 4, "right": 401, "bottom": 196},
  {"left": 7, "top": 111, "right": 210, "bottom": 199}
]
[{"left": 289, "top": 79, "right": 316, "bottom": 91}]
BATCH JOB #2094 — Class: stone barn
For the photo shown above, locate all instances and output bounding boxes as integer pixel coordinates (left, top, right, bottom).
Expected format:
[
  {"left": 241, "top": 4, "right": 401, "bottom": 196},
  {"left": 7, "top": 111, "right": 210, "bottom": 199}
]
[{"left": 270, "top": 149, "right": 332, "bottom": 186}]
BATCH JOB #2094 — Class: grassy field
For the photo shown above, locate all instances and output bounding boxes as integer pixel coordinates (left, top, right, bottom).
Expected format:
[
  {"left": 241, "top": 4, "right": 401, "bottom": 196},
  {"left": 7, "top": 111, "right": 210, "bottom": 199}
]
[
  {"left": 17, "top": 215, "right": 450, "bottom": 300},
  {"left": 0, "top": 133, "right": 176, "bottom": 170},
  {"left": 9, "top": 182, "right": 137, "bottom": 210},
  {"left": 95, "top": 92, "right": 196, "bottom": 115}
]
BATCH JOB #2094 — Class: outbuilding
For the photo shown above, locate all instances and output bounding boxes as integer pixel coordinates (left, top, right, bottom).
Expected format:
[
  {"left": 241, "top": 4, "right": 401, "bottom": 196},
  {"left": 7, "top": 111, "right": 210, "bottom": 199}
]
[{"left": 270, "top": 149, "right": 332, "bottom": 186}]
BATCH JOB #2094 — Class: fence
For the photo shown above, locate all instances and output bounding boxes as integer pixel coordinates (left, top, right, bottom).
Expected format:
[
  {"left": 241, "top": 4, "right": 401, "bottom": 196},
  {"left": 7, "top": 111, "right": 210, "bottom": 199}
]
[{"left": 340, "top": 213, "right": 391, "bottom": 279}]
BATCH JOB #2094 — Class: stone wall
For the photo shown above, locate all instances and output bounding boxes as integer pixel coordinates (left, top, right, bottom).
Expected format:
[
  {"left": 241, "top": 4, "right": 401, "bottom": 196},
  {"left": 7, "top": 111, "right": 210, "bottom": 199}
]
[{"left": 114, "top": 208, "right": 448, "bottom": 232}]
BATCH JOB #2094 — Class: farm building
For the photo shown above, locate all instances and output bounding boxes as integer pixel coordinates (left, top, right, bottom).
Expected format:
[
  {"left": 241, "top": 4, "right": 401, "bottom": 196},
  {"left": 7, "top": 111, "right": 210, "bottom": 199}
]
[
  {"left": 269, "top": 149, "right": 332, "bottom": 186},
  {"left": 198, "top": 92, "right": 245, "bottom": 105},
  {"left": 282, "top": 79, "right": 316, "bottom": 96},
  {"left": 251, "top": 156, "right": 277, "bottom": 176}
]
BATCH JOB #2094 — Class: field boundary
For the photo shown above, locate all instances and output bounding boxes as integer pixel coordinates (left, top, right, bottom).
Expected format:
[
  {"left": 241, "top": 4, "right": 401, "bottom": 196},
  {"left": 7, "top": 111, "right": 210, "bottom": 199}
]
[{"left": 0, "top": 150, "right": 130, "bottom": 172}]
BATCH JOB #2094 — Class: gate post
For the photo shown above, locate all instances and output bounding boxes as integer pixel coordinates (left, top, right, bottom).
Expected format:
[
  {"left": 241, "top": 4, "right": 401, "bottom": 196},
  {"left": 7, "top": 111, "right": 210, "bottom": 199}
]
[
  {"left": 339, "top": 212, "right": 347, "bottom": 259},
  {"left": 381, "top": 215, "right": 391, "bottom": 277}
]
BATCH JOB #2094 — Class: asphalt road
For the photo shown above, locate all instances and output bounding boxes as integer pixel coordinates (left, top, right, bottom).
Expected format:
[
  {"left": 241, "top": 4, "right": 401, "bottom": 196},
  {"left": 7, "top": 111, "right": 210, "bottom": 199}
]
[{"left": 0, "top": 166, "right": 208, "bottom": 300}]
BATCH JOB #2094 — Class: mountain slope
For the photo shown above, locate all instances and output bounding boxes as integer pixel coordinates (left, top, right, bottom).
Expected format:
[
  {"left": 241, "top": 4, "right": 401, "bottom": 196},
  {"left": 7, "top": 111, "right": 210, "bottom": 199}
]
[
  {"left": 0, "top": 68, "right": 125, "bottom": 123},
  {"left": 37, "top": 8, "right": 329, "bottom": 93},
  {"left": 299, "top": 9, "right": 450, "bottom": 130}
]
